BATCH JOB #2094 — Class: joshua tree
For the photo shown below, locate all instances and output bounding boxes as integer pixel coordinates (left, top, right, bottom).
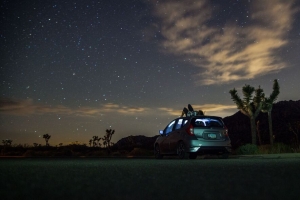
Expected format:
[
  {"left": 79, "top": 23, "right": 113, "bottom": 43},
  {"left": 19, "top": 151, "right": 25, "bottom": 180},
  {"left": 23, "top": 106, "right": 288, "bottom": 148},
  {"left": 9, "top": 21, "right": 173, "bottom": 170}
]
[
  {"left": 97, "top": 138, "right": 102, "bottom": 147},
  {"left": 103, "top": 129, "right": 115, "bottom": 151},
  {"left": 229, "top": 85, "right": 264, "bottom": 145},
  {"left": 89, "top": 139, "right": 93, "bottom": 147},
  {"left": 43, "top": 134, "right": 51, "bottom": 146},
  {"left": 103, "top": 140, "right": 107, "bottom": 148},
  {"left": 92, "top": 136, "right": 101, "bottom": 147},
  {"left": 2, "top": 139, "right": 12, "bottom": 146},
  {"left": 261, "top": 79, "right": 280, "bottom": 146}
]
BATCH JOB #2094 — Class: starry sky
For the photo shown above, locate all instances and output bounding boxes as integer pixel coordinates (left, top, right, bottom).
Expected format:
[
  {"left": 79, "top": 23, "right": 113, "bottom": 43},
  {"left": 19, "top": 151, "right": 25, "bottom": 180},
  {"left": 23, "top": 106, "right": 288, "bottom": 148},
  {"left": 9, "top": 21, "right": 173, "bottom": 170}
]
[{"left": 1, "top": 0, "right": 300, "bottom": 146}]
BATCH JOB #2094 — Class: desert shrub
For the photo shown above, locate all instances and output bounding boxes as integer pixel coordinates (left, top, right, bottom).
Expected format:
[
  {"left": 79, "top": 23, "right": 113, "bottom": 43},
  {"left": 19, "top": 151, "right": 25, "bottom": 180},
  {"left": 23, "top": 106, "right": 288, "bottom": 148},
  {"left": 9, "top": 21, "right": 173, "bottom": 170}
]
[
  {"left": 111, "top": 151, "right": 122, "bottom": 157},
  {"left": 52, "top": 148, "right": 73, "bottom": 156},
  {"left": 236, "top": 144, "right": 259, "bottom": 155},
  {"left": 87, "top": 150, "right": 108, "bottom": 157},
  {"left": 258, "top": 145, "right": 272, "bottom": 154},
  {"left": 257, "top": 143, "right": 293, "bottom": 154},
  {"left": 23, "top": 150, "right": 35, "bottom": 157},
  {"left": 292, "top": 147, "right": 300, "bottom": 153},
  {"left": 128, "top": 148, "right": 153, "bottom": 156},
  {"left": 269, "top": 143, "right": 293, "bottom": 154}
]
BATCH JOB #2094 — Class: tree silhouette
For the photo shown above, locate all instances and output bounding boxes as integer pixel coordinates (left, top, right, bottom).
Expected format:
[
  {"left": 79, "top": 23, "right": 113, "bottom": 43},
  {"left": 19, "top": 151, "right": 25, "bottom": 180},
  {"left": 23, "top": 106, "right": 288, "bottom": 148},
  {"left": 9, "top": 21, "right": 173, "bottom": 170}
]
[
  {"left": 261, "top": 79, "right": 280, "bottom": 146},
  {"left": 89, "top": 139, "right": 92, "bottom": 147},
  {"left": 103, "top": 129, "right": 115, "bottom": 151},
  {"left": 43, "top": 134, "right": 51, "bottom": 146},
  {"left": 103, "top": 140, "right": 107, "bottom": 148},
  {"left": 92, "top": 136, "right": 101, "bottom": 147},
  {"left": 2, "top": 139, "right": 12, "bottom": 146},
  {"left": 229, "top": 85, "right": 264, "bottom": 145},
  {"left": 97, "top": 137, "right": 102, "bottom": 147}
]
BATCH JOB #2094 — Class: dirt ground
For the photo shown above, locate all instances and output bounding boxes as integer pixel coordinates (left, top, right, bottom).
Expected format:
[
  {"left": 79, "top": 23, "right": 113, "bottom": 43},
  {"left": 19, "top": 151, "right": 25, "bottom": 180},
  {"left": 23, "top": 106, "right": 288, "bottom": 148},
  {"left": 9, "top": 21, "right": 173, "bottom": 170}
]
[{"left": 0, "top": 157, "right": 300, "bottom": 200}]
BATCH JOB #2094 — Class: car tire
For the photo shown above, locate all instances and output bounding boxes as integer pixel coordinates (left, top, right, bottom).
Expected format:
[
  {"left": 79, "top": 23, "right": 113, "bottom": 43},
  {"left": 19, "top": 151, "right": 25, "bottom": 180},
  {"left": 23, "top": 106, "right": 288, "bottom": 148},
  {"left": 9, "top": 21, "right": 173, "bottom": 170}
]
[
  {"left": 177, "top": 141, "right": 187, "bottom": 159},
  {"left": 189, "top": 152, "right": 197, "bottom": 159},
  {"left": 154, "top": 144, "right": 163, "bottom": 159}
]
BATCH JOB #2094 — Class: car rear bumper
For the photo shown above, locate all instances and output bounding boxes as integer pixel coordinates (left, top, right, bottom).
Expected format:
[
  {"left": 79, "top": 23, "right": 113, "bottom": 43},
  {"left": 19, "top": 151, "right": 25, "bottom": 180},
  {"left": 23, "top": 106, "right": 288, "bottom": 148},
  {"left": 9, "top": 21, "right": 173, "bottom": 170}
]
[
  {"left": 186, "top": 139, "right": 232, "bottom": 154},
  {"left": 195, "top": 146, "right": 231, "bottom": 154}
]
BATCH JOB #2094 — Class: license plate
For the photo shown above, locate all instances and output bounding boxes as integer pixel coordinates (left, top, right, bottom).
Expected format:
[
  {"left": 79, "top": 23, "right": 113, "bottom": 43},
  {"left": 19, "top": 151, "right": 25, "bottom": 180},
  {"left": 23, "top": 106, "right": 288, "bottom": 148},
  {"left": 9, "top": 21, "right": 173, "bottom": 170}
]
[{"left": 208, "top": 133, "right": 216, "bottom": 139}]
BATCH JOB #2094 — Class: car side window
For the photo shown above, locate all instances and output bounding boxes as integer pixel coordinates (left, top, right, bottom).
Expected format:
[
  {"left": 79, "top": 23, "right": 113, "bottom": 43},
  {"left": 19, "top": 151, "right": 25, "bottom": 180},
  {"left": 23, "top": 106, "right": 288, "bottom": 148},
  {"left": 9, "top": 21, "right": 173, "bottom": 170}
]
[
  {"left": 183, "top": 119, "right": 188, "bottom": 126},
  {"left": 175, "top": 119, "right": 183, "bottom": 130},
  {"left": 165, "top": 120, "right": 176, "bottom": 134}
]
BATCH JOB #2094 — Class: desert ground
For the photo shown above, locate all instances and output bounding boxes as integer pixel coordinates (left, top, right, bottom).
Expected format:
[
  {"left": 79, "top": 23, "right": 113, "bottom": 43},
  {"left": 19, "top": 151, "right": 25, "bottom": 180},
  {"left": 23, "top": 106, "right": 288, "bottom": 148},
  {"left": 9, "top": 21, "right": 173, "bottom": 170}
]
[{"left": 1, "top": 157, "right": 300, "bottom": 200}]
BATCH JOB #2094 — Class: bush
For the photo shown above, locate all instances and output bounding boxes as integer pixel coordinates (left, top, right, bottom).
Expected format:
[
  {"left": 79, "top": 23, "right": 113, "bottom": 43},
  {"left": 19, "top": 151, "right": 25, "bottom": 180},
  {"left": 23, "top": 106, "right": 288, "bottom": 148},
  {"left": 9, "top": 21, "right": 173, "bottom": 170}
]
[
  {"left": 128, "top": 148, "right": 153, "bottom": 157},
  {"left": 269, "top": 143, "right": 293, "bottom": 154},
  {"left": 87, "top": 150, "right": 108, "bottom": 157},
  {"left": 257, "top": 145, "right": 271, "bottom": 154},
  {"left": 23, "top": 150, "right": 35, "bottom": 157},
  {"left": 236, "top": 144, "right": 259, "bottom": 155},
  {"left": 257, "top": 143, "right": 293, "bottom": 154}
]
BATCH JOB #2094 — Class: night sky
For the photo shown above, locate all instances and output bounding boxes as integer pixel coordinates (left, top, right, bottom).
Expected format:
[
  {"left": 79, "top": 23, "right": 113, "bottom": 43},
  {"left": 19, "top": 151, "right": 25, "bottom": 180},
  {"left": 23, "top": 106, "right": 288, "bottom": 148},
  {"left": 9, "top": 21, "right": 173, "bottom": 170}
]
[{"left": 1, "top": 0, "right": 300, "bottom": 146}]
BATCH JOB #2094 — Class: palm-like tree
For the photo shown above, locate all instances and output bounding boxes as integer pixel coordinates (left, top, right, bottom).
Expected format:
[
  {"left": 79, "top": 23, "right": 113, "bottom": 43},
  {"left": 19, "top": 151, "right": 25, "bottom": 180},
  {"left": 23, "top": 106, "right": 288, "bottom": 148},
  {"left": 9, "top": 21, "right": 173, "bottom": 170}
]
[
  {"left": 97, "top": 138, "right": 102, "bottom": 147},
  {"left": 92, "top": 136, "right": 100, "bottom": 147},
  {"left": 2, "top": 139, "right": 12, "bottom": 146},
  {"left": 103, "top": 129, "right": 115, "bottom": 150},
  {"left": 261, "top": 79, "right": 280, "bottom": 146},
  {"left": 43, "top": 134, "right": 51, "bottom": 146},
  {"left": 229, "top": 85, "right": 264, "bottom": 145}
]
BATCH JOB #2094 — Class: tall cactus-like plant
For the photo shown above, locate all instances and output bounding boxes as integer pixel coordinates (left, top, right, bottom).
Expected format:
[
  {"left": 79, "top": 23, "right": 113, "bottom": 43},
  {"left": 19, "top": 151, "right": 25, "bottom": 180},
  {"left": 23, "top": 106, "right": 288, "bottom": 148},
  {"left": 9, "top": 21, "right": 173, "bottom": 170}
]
[
  {"left": 43, "top": 134, "right": 51, "bottom": 146},
  {"left": 229, "top": 85, "right": 265, "bottom": 145},
  {"left": 92, "top": 136, "right": 100, "bottom": 147},
  {"left": 261, "top": 79, "right": 280, "bottom": 146},
  {"left": 103, "top": 129, "right": 115, "bottom": 151}
]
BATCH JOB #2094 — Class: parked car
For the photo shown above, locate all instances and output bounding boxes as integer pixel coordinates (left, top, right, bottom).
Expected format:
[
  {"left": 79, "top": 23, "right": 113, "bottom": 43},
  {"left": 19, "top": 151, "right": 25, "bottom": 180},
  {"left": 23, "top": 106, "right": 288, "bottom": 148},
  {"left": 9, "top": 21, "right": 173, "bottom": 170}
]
[{"left": 154, "top": 115, "right": 231, "bottom": 159}]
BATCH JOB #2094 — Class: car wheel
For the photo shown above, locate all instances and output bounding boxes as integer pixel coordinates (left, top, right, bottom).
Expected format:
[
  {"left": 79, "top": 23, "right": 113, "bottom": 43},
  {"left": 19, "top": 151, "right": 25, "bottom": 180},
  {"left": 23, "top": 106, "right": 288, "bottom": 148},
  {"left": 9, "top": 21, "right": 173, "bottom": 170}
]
[
  {"left": 189, "top": 152, "right": 197, "bottom": 159},
  {"left": 177, "top": 141, "right": 187, "bottom": 159},
  {"left": 154, "top": 144, "right": 163, "bottom": 159}
]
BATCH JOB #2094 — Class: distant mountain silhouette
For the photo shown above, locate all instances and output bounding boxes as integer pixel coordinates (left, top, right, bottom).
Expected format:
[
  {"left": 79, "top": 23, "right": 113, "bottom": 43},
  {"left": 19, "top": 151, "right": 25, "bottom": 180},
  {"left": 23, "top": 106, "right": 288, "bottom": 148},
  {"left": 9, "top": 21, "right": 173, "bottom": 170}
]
[
  {"left": 114, "top": 100, "right": 300, "bottom": 150},
  {"left": 223, "top": 100, "right": 300, "bottom": 148}
]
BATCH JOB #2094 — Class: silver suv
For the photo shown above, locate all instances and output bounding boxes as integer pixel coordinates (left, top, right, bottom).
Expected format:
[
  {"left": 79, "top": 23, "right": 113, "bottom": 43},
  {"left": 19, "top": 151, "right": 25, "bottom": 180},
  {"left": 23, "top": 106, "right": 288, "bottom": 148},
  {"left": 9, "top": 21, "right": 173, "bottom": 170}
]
[{"left": 154, "top": 115, "right": 232, "bottom": 159}]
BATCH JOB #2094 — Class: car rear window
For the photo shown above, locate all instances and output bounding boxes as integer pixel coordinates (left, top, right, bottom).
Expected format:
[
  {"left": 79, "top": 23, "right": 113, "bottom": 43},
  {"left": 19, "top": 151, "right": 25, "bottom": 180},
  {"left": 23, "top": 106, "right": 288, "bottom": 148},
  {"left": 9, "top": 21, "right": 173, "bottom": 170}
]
[{"left": 191, "top": 117, "right": 224, "bottom": 128}]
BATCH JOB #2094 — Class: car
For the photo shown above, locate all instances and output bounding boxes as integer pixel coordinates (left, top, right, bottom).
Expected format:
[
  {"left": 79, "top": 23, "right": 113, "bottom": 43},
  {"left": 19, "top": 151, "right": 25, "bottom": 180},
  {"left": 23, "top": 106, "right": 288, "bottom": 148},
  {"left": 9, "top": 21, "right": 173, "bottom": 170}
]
[{"left": 154, "top": 115, "right": 232, "bottom": 159}]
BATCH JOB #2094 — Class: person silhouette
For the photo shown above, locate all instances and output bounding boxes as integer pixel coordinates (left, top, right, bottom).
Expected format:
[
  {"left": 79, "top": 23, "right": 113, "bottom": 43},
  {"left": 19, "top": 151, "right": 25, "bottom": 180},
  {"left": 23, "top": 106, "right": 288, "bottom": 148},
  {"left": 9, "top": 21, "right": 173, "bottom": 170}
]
[{"left": 180, "top": 104, "right": 204, "bottom": 117}]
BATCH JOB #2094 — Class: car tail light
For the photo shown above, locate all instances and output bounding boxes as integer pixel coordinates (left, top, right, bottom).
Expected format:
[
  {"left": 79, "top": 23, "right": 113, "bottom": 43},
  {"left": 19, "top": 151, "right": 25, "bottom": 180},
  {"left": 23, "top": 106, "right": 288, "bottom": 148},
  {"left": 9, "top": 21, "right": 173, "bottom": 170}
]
[
  {"left": 224, "top": 126, "right": 228, "bottom": 136},
  {"left": 186, "top": 124, "right": 194, "bottom": 136}
]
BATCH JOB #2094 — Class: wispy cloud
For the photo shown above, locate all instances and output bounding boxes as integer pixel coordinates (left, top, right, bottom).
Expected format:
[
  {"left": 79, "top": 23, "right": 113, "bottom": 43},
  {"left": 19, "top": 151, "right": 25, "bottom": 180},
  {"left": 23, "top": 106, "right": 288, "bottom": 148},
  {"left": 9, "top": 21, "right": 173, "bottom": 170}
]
[
  {"left": 152, "top": 0, "right": 297, "bottom": 85},
  {"left": 159, "top": 104, "right": 236, "bottom": 116},
  {"left": 0, "top": 98, "right": 147, "bottom": 117},
  {"left": 0, "top": 98, "right": 235, "bottom": 117}
]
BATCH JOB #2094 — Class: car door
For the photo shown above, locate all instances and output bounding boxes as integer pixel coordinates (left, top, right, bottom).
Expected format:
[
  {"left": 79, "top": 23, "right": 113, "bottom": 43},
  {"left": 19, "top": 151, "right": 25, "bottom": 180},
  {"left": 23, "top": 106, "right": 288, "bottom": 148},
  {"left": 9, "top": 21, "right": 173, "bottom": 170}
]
[
  {"left": 160, "top": 120, "right": 176, "bottom": 154},
  {"left": 168, "top": 118, "right": 185, "bottom": 153}
]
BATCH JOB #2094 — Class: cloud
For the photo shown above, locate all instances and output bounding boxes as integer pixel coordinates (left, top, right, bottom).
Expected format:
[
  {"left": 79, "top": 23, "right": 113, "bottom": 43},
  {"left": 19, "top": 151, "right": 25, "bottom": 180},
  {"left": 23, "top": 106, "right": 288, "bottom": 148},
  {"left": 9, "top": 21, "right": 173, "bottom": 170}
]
[
  {"left": 0, "top": 98, "right": 235, "bottom": 118},
  {"left": 159, "top": 104, "right": 236, "bottom": 117},
  {"left": 0, "top": 98, "right": 147, "bottom": 117},
  {"left": 152, "top": 0, "right": 297, "bottom": 85}
]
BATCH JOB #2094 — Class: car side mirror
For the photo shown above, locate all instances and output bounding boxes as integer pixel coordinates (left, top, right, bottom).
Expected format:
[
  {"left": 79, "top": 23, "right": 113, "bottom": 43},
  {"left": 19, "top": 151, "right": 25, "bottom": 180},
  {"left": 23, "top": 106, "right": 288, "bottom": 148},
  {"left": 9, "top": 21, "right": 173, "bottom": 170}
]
[{"left": 159, "top": 130, "right": 164, "bottom": 136}]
